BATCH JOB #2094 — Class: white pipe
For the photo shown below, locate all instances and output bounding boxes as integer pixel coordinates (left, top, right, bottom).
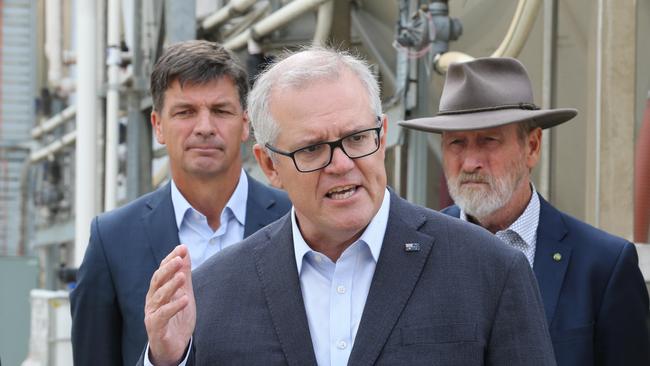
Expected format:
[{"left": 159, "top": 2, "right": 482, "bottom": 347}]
[
  {"left": 594, "top": 0, "right": 603, "bottom": 227},
  {"left": 539, "top": 0, "right": 556, "bottom": 199},
  {"left": 201, "top": 0, "right": 257, "bottom": 31},
  {"left": 105, "top": 0, "right": 121, "bottom": 211},
  {"left": 224, "top": 0, "right": 332, "bottom": 50},
  {"left": 75, "top": 0, "right": 99, "bottom": 267},
  {"left": 45, "top": 0, "right": 63, "bottom": 88},
  {"left": 30, "top": 131, "right": 77, "bottom": 163},
  {"left": 312, "top": 0, "right": 334, "bottom": 46},
  {"left": 434, "top": 0, "right": 541, "bottom": 73},
  {"left": 31, "top": 105, "right": 76, "bottom": 138}
]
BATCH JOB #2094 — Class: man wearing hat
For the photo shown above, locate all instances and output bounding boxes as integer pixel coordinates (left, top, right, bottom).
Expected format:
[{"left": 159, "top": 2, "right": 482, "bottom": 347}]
[{"left": 400, "top": 57, "right": 650, "bottom": 366}]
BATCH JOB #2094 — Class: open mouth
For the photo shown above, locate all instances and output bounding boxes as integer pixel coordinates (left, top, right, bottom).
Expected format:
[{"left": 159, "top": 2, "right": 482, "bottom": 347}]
[{"left": 326, "top": 185, "right": 358, "bottom": 200}]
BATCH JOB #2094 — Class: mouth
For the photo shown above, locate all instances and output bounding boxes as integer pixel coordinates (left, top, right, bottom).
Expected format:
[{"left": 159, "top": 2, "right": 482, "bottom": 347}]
[{"left": 325, "top": 185, "right": 358, "bottom": 200}]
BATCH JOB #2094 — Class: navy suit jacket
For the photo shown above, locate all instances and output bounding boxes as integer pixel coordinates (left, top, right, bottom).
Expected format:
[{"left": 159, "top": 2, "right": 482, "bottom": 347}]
[
  {"left": 142, "top": 191, "right": 555, "bottom": 365},
  {"left": 70, "top": 175, "right": 291, "bottom": 366},
  {"left": 443, "top": 195, "right": 650, "bottom": 366}
]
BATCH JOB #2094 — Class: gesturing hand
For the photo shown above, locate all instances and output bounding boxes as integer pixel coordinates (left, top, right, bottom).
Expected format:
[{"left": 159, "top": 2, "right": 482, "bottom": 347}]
[{"left": 144, "top": 245, "right": 196, "bottom": 366}]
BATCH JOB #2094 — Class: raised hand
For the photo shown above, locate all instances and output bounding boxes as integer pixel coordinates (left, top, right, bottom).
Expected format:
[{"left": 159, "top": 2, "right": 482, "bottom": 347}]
[{"left": 144, "top": 245, "right": 196, "bottom": 366}]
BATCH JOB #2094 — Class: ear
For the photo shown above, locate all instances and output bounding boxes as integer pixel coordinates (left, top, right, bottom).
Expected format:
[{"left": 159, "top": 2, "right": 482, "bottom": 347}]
[
  {"left": 253, "top": 144, "right": 283, "bottom": 189},
  {"left": 151, "top": 110, "right": 165, "bottom": 144},
  {"left": 526, "top": 127, "right": 542, "bottom": 169},
  {"left": 241, "top": 111, "right": 250, "bottom": 142},
  {"left": 379, "top": 114, "right": 388, "bottom": 153}
]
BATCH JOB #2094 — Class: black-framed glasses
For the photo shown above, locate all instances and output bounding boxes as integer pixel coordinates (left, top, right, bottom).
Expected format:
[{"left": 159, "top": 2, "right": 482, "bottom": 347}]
[{"left": 265, "top": 118, "right": 383, "bottom": 173}]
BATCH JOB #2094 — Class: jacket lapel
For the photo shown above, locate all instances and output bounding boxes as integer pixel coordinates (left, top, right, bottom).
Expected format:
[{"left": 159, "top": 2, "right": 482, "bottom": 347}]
[
  {"left": 533, "top": 195, "right": 570, "bottom": 325},
  {"left": 244, "top": 175, "right": 281, "bottom": 238},
  {"left": 142, "top": 183, "right": 181, "bottom": 265},
  {"left": 348, "top": 193, "right": 435, "bottom": 366},
  {"left": 252, "top": 215, "right": 317, "bottom": 366}
]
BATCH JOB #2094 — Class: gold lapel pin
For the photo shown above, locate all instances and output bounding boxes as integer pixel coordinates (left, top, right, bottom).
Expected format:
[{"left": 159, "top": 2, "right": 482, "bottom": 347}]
[{"left": 553, "top": 253, "right": 562, "bottom": 262}]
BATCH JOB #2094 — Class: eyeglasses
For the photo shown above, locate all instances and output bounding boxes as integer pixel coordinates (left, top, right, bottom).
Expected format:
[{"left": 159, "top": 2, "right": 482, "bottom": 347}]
[{"left": 265, "top": 118, "right": 383, "bottom": 173}]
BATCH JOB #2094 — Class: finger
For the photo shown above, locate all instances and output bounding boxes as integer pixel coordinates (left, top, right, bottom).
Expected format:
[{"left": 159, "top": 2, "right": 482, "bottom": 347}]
[
  {"left": 149, "top": 271, "right": 187, "bottom": 312},
  {"left": 146, "top": 256, "right": 183, "bottom": 303},
  {"left": 145, "top": 293, "right": 189, "bottom": 332},
  {"left": 160, "top": 244, "right": 188, "bottom": 267}
]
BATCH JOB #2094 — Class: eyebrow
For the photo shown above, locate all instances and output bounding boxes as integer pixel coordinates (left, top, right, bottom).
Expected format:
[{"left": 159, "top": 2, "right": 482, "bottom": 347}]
[{"left": 290, "top": 125, "right": 376, "bottom": 150}]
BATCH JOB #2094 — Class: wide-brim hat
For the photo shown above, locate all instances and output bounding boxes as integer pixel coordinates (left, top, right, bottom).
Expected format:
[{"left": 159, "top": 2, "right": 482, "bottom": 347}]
[{"left": 399, "top": 57, "right": 577, "bottom": 133}]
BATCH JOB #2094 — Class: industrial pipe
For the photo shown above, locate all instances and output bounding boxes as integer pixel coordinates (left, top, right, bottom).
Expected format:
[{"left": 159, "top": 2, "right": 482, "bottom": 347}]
[
  {"left": 45, "top": 0, "right": 63, "bottom": 88},
  {"left": 223, "top": 0, "right": 332, "bottom": 50},
  {"left": 105, "top": 0, "right": 121, "bottom": 211},
  {"left": 434, "top": 0, "right": 541, "bottom": 73},
  {"left": 31, "top": 105, "right": 76, "bottom": 139},
  {"left": 634, "top": 93, "right": 650, "bottom": 243},
  {"left": 201, "top": 0, "right": 257, "bottom": 31},
  {"left": 74, "top": 0, "right": 99, "bottom": 266},
  {"left": 30, "top": 131, "right": 76, "bottom": 163},
  {"left": 312, "top": 0, "right": 334, "bottom": 46}
]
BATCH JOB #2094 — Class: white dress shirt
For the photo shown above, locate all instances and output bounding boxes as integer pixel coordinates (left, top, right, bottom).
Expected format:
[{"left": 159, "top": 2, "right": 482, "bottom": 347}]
[
  {"left": 170, "top": 169, "right": 248, "bottom": 269},
  {"left": 293, "top": 188, "right": 390, "bottom": 366},
  {"left": 461, "top": 184, "right": 540, "bottom": 267}
]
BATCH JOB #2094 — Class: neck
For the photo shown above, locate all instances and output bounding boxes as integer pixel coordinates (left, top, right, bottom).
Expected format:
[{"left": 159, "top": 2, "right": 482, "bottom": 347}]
[
  {"left": 173, "top": 167, "right": 242, "bottom": 231},
  {"left": 297, "top": 219, "right": 365, "bottom": 262},
  {"left": 471, "top": 181, "right": 533, "bottom": 234}
]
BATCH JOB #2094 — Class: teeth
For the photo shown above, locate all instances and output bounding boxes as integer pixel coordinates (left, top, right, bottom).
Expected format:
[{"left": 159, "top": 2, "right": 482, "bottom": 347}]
[{"left": 327, "top": 185, "right": 357, "bottom": 200}]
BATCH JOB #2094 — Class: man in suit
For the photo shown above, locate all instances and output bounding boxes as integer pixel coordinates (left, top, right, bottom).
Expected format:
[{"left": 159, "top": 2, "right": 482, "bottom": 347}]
[
  {"left": 70, "top": 40, "right": 291, "bottom": 366},
  {"left": 400, "top": 57, "right": 650, "bottom": 365},
  {"left": 140, "top": 48, "right": 555, "bottom": 366}
]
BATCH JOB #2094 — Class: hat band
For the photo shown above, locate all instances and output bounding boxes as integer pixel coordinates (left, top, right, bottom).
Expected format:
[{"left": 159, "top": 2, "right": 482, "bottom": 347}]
[{"left": 437, "top": 102, "right": 540, "bottom": 116}]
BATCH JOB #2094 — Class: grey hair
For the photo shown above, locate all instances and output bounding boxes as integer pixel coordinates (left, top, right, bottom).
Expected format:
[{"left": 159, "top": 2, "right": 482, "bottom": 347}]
[{"left": 247, "top": 46, "right": 382, "bottom": 147}]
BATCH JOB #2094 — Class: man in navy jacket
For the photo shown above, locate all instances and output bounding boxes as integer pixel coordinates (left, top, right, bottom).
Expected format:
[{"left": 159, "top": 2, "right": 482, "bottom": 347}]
[
  {"left": 70, "top": 41, "right": 290, "bottom": 366},
  {"left": 401, "top": 57, "right": 650, "bottom": 366}
]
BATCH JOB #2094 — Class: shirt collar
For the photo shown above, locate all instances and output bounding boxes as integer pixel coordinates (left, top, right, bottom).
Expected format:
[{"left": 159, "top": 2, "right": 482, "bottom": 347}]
[
  {"left": 292, "top": 188, "right": 391, "bottom": 274},
  {"left": 460, "top": 183, "right": 540, "bottom": 247},
  {"left": 170, "top": 169, "right": 248, "bottom": 229}
]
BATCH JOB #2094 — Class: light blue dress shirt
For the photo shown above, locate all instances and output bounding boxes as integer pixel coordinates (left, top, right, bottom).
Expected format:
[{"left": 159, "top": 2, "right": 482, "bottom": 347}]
[
  {"left": 461, "top": 184, "right": 540, "bottom": 267},
  {"left": 292, "top": 188, "right": 390, "bottom": 366},
  {"left": 170, "top": 170, "right": 248, "bottom": 269}
]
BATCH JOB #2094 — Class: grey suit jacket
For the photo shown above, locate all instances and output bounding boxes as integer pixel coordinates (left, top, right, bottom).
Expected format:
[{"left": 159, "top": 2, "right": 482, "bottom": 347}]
[{"left": 143, "top": 191, "right": 555, "bottom": 365}]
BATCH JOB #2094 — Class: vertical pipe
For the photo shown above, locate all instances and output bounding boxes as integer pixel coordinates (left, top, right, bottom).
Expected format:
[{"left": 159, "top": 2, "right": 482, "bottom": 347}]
[
  {"left": 104, "top": 0, "right": 121, "bottom": 211},
  {"left": 594, "top": 0, "right": 603, "bottom": 228},
  {"left": 74, "top": 0, "right": 99, "bottom": 266},
  {"left": 539, "top": 0, "right": 557, "bottom": 199},
  {"left": 45, "top": 0, "right": 62, "bottom": 88}
]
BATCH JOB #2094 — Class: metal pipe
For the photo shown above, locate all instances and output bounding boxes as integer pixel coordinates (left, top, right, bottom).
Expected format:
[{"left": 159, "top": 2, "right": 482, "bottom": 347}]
[
  {"left": 350, "top": 7, "right": 396, "bottom": 94},
  {"left": 201, "top": 0, "right": 257, "bottom": 31},
  {"left": 30, "top": 131, "right": 76, "bottom": 163},
  {"left": 74, "top": 0, "right": 99, "bottom": 266},
  {"left": 105, "top": 0, "right": 121, "bottom": 211},
  {"left": 223, "top": 0, "right": 332, "bottom": 50},
  {"left": 312, "top": 0, "right": 334, "bottom": 46},
  {"left": 539, "top": 0, "right": 557, "bottom": 199},
  {"left": 434, "top": 0, "right": 541, "bottom": 73},
  {"left": 31, "top": 105, "right": 76, "bottom": 138},
  {"left": 45, "top": 0, "right": 63, "bottom": 88}
]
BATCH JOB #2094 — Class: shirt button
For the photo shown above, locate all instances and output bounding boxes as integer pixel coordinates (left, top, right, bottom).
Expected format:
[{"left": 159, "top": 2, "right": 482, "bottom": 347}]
[
  {"left": 337, "top": 340, "right": 347, "bottom": 350},
  {"left": 336, "top": 285, "right": 346, "bottom": 294}
]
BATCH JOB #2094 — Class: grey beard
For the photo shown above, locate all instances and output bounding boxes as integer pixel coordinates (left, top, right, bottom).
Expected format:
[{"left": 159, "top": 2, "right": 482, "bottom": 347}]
[{"left": 447, "top": 170, "right": 522, "bottom": 221}]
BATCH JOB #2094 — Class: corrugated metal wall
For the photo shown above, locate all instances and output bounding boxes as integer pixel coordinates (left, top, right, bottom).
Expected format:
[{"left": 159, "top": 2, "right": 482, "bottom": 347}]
[{"left": 0, "top": 0, "right": 36, "bottom": 256}]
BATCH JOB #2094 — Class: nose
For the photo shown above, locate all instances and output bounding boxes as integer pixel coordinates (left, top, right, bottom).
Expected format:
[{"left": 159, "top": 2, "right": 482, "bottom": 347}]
[
  {"left": 460, "top": 147, "right": 484, "bottom": 173},
  {"left": 324, "top": 146, "right": 354, "bottom": 174},
  {"left": 193, "top": 109, "right": 216, "bottom": 137}
]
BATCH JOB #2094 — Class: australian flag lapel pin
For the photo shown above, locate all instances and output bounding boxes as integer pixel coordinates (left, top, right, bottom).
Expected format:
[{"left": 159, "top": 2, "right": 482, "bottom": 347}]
[{"left": 404, "top": 243, "right": 421, "bottom": 252}]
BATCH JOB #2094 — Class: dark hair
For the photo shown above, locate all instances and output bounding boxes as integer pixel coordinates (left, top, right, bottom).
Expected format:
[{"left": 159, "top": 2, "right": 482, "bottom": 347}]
[{"left": 150, "top": 40, "right": 249, "bottom": 112}]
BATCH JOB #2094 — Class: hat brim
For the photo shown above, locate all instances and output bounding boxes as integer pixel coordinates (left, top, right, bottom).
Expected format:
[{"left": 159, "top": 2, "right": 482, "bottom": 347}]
[{"left": 398, "top": 108, "right": 577, "bottom": 134}]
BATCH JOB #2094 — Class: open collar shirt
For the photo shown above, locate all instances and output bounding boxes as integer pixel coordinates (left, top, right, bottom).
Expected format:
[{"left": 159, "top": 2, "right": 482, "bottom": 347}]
[
  {"left": 460, "top": 184, "right": 540, "bottom": 267},
  {"left": 292, "top": 188, "right": 390, "bottom": 366},
  {"left": 170, "top": 169, "right": 248, "bottom": 270}
]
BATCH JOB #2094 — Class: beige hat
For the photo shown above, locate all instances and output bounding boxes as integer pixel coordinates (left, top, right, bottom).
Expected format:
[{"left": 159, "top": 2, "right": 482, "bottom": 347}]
[{"left": 399, "top": 57, "right": 577, "bottom": 133}]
